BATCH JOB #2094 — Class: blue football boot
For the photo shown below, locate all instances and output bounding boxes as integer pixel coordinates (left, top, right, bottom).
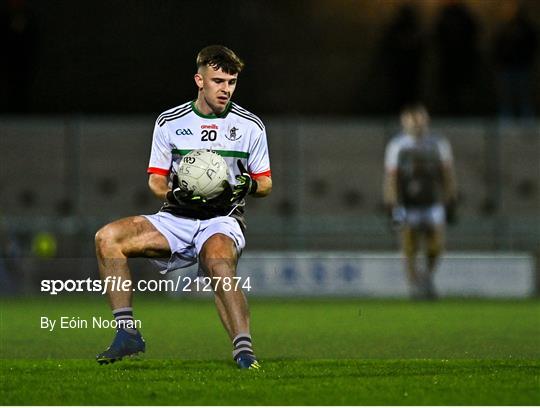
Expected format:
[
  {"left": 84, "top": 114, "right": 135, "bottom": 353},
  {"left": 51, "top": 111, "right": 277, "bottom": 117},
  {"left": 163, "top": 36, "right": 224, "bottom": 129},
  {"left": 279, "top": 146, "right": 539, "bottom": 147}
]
[
  {"left": 235, "top": 352, "right": 261, "bottom": 370},
  {"left": 96, "top": 329, "right": 145, "bottom": 365}
]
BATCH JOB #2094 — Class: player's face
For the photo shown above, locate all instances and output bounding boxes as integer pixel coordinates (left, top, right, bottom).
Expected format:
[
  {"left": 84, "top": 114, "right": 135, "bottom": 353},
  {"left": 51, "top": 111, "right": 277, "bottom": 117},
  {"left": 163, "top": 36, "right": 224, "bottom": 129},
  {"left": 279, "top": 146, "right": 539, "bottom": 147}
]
[
  {"left": 401, "top": 109, "right": 429, "bottom": 137},
  {"left": 194, "top": 66, "right": 238, "bottom": 114}
]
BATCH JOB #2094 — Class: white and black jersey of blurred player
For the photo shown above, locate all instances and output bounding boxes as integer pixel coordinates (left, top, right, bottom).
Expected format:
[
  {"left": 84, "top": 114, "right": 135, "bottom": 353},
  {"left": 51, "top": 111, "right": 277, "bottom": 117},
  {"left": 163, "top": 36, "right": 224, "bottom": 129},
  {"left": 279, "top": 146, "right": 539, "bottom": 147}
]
[
  {"left": 383, "top": 104, "right": 457, "bottom": 300},
  {"left": 94, "top": 45, "right": 271, "bottom": 369}
]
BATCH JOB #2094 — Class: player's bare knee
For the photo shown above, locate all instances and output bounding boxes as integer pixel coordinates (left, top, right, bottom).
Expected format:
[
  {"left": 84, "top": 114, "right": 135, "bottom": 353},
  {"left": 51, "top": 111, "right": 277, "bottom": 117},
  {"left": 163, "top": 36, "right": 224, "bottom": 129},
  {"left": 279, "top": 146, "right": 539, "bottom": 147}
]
[
  {"left": 427, "top": 230, "right": 444, "bottom": 257},
  {"left": 95, "top": 224, "right": 123, "bottom": 257},
  {"left": 402, "top": 237, "right": 418, "bottom": 258},
  {"left": 200, "top": 234, "right": 237, "bottom": 264},
  {"left": 204, "top": 258, "right": 236, "bottom": 281}
]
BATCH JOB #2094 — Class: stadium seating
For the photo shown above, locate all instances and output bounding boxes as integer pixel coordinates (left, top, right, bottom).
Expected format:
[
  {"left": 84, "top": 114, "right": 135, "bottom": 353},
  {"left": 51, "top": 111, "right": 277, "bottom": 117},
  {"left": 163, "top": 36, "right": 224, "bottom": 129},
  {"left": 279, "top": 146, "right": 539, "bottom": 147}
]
[{"left": 0, "top": 117, "right": 538, "bottom": 252}]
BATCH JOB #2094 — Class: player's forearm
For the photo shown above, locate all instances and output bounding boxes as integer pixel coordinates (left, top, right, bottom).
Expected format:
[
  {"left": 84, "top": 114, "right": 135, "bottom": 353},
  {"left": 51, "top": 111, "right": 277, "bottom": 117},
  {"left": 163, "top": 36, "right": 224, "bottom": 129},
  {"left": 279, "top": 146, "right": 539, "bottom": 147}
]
[
  {"left": 253, "top": 176, "right": 272, "bottom": 197},
  {"left": 383, "top": 172, "right": 398, "bottom": 208},
  {"left": 148, "top": 174, "right": 170, "bottom": 201}
]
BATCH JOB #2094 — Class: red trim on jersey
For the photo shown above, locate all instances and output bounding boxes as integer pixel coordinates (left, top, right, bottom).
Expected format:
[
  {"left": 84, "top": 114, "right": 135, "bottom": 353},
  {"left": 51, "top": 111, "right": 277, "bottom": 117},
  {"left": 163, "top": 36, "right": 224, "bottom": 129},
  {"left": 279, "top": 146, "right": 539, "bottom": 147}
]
[
  {"left": 250, "top": 169, "right": 272, "bottom": 179},
  {"left": 147, "top": 167, "right": 169, "bottom": 176}
]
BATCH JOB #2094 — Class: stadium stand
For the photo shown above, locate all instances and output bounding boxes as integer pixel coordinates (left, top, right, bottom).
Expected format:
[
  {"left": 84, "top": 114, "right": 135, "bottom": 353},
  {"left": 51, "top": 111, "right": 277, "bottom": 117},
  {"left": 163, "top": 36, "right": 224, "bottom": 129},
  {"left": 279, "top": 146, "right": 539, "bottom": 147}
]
[{"left": 0, "top": 117, "right": 538, "bottom": 253}]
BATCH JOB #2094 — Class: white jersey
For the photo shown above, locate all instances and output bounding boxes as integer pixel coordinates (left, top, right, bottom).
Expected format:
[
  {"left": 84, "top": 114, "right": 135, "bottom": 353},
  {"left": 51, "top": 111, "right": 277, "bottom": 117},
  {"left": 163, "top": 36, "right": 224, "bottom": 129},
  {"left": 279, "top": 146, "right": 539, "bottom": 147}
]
[
  {"left": 384, "top": 132, "right": 453, "bottom": 173},
  {"left": 148, "top": 101, "right": 271, "bottom": 181},
  {"left": 384, "top": 132, "right": 453, "bottom": 207},
  {"left": 147, "top": 101, "right": 271, "bottom": 223}
]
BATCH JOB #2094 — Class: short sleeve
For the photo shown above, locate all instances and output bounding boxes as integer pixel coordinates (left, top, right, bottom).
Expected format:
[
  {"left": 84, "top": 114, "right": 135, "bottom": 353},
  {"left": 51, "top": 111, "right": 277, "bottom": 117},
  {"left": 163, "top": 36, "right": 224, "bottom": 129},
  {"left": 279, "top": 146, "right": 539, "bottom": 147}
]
[
  {"left": 147, "top": 122, "right": 172, "bottom": 176},
  {"left": 247, "top": 128, "right": 271, "bottom": 178},
  {"left": 384, "top": 138, "right": 400, "bottom": 172},
  {"left": 437, "top": 138, "right": 453, "bottom": 164}
]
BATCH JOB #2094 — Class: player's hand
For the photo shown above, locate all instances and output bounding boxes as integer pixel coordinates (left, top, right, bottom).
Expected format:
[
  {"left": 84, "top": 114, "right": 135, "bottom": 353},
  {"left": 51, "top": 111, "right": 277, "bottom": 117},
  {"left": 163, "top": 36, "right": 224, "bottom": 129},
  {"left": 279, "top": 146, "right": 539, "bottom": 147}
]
[
  {"left": 166, "top": 175, "right": 207, "bottom": 205},
  {"left": 206, "top": 180, "right": 234, "bottom": 209},
  {"left": 231, "top": 160, "right": 258, "bottom": 202},
  {"left": 390, "top": 206, "right": 406, "bottom": 229}
]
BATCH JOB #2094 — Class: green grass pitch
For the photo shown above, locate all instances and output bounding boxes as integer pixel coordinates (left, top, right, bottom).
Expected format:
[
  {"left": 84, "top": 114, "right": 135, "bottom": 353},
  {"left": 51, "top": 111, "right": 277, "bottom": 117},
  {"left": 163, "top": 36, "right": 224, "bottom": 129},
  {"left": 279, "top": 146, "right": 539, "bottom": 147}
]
[{"left": 1, "top": 296, "right": 539, "bottom": 405}]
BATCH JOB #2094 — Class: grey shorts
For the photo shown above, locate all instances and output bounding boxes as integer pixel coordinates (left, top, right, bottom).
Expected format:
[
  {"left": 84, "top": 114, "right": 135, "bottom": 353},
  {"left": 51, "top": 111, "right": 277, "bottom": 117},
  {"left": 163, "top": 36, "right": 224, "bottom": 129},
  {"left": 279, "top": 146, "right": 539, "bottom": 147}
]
[
  {"left": 142, "top": 211, "right": 245, "bottom": 274},
  {"left": 401, "top": 204, "right": 446, "bottom": 228}
]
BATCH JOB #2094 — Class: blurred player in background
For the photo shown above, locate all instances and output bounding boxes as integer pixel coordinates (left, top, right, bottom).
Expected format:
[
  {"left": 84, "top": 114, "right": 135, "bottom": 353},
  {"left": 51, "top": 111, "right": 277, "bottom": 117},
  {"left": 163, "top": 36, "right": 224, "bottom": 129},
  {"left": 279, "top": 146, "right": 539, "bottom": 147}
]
[
  {"left": 384, "top": 104, "right": 457, "bottom": 299},
  {"left": 94, "top": 45, "right": 272, "bottom": 369}
]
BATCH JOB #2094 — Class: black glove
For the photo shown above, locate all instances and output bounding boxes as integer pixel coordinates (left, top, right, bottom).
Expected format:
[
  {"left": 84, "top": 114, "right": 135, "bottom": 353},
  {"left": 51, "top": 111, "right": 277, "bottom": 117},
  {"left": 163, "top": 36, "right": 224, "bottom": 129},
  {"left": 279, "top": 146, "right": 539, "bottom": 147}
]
[
  {"left": 445, "top": 199, "right": 457, "bottom": 225},
  {"left": 166, "top": 175, "right": 208, "bottom": 205},
  {"left": 389, "top": 206, "right": 406, "bottom": 230},
  {"left": 231, "top": 160, "right": 258, "bottom": 202},
  {"left": 205, "top": 180, "right": 234, "bottom": 209}
]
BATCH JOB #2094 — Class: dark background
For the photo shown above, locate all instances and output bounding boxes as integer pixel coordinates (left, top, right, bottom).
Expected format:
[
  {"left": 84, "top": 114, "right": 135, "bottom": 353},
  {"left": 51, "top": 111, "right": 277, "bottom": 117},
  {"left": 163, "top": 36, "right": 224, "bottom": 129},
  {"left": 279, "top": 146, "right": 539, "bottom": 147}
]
[
  {"left": 0, "top": 0, "right": 538, "bottom": 296},
  {"left": 0, "top": 0, "right": 538, "bottom": 264},
  {"left": 1, "top": 0, "right": 539, "bottom": 116}
]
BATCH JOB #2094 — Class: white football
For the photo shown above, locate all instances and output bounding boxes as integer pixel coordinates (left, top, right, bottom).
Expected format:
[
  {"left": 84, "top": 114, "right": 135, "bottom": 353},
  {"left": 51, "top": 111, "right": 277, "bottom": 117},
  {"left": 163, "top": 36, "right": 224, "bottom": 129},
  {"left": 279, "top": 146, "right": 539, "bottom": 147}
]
[{"left": 177, "top": 149, "right": 229, "bottom": 199}]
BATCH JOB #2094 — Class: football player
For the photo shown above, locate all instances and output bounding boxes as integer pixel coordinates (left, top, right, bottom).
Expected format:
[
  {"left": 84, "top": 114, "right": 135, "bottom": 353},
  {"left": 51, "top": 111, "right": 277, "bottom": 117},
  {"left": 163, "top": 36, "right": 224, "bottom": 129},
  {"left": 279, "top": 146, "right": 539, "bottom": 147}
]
[
  {"left": 384, "top": 104, "right": 457, "bottom": 299},
  {"left": 95, "top": 45, "right": 271, "bottom": 369}
]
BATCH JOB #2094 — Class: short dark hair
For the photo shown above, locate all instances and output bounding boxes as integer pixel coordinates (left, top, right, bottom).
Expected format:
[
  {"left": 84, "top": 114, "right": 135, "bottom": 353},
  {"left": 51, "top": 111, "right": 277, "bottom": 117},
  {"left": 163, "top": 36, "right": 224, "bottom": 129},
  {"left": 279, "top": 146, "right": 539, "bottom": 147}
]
[
  {"left": 400, "top": 103, "right": 428, "bottom": 116},
  {"left": 196, "top": 45, "right": 244, "bottom": 74}
]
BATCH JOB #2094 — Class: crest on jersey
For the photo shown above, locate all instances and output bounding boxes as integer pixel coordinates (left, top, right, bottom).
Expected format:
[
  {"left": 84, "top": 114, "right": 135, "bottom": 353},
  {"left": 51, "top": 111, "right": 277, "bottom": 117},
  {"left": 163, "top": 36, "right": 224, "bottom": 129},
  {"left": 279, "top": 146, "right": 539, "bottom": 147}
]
[{"left": 225, "top": 126, "right": 242, "bottom": 141}]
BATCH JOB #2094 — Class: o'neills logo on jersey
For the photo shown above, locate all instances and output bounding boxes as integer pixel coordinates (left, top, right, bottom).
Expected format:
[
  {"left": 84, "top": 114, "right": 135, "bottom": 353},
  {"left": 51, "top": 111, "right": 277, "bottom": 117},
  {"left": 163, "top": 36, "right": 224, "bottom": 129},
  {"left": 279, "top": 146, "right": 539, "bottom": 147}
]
[
  {"left": 176, "top": 128, "right": 193, "bottom": 135},
  {"left": 225, "top": 126, "right": 242, "bottom": 141},
  {"left": 201, "top": 124, "right": 219, "bottom": 130}
]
